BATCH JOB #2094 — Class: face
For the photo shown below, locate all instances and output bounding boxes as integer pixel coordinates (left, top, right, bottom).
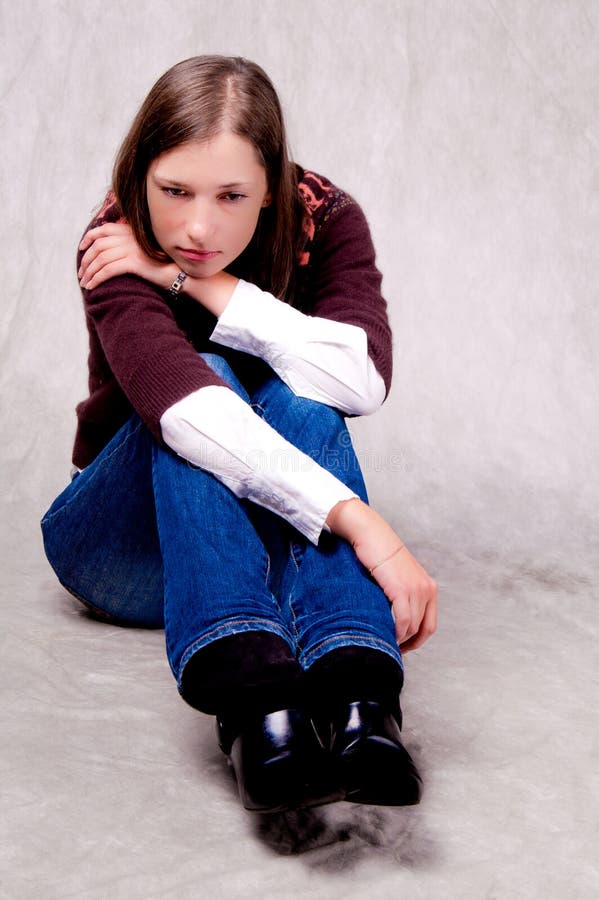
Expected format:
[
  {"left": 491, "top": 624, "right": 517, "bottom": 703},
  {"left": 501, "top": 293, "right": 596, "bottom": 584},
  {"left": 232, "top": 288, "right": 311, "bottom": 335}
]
[{"left": 146, "top": 132, "right": 271, "bottom": 278}]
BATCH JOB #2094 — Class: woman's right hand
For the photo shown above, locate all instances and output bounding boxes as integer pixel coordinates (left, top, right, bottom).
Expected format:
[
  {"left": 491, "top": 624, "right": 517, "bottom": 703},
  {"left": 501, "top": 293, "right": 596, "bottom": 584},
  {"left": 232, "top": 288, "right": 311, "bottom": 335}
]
[
  {"left": 326, "top": 498, "right": 438, "bottom": 652},
  {"left": 78, "top": 222, "right": 179, "bottom": 292},
  {"left": 77, "top": 223, "right": 238, "bottom": 319}
]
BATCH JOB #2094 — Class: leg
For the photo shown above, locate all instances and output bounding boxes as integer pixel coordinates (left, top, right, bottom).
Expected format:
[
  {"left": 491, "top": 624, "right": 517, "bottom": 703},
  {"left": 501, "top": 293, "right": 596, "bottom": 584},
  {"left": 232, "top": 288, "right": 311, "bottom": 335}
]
[
  {"left": 41, "top": 415, "right": 165, "bottom": 627},
  {"left": 41, "top": 358, "right": 338, "bottom": 812},
  {"left": 146, "top": 354, "right": 297, "bottom": 689},
  {"left": 152, "top": 429, "right": 296, "bottom": 683},
  {"left": 41, "top": 358, "right": 297, "bottom": 675},
  {"left": 248, "top": 375, "right": 402, "bottom": 674},
  {"left": 248, "top": 376, "right": 422, "bottom": 806},
  {"left": 167, "top": 355, "right": 336, "bottom": 812}
]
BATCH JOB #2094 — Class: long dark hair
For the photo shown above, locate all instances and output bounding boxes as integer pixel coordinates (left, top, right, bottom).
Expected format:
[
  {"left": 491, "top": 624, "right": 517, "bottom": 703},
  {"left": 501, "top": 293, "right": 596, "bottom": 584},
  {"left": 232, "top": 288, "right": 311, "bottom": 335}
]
[{"left": 112, "top": 56, "right": 305, "bottom": 300}]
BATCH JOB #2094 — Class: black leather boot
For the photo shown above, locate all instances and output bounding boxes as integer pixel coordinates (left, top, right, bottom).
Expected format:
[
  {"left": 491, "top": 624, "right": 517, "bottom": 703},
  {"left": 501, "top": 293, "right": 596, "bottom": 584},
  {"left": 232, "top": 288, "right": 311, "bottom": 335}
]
[
  {"left": 330, "top": 700, "right": 422, "bottom": 806},
  {"left": 219, "top": 707, "right": 343, "bottom": 813},
  {"left": 180, "top": 632, "right": 341, "bottom": 812},
  {"left": 306, "top": 647, "right": 423, "bottom": 806}
]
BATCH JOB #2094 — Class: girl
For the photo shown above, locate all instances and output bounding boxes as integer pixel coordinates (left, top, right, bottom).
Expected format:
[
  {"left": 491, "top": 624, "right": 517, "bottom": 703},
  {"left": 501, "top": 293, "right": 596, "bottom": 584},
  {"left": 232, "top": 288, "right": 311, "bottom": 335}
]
[{"left": 41, "top": 56, "right": 437, "bottom": 814}]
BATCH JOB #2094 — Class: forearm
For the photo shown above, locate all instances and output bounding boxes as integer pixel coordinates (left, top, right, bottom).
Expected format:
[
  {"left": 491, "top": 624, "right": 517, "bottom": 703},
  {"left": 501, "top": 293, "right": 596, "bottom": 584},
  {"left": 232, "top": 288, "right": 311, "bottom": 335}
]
[
  {"left": 182, "top": 270, "right": 239, "bottom": 317},
  {"left": 208, "top": 279, "right": 386, "bottom": 415},
  {"left": 160, "top": 386, "right": 358, "bottom": 545},
  {"left": 326, "top": 497, "right": 399, "bottom": 557},
  {"left": 327, "top": 496, "right": 438, "bottom": 652}
]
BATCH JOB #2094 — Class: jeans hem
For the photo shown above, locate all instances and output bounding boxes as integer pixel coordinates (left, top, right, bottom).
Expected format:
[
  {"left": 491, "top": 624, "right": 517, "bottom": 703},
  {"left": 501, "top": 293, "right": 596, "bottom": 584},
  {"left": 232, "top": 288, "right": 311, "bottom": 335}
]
[
  {"left": 300, "top": 634, "right": 403, "bottom": 671},
  {"left": 175, "top": 619, "right": 296, "bottom": 684}
]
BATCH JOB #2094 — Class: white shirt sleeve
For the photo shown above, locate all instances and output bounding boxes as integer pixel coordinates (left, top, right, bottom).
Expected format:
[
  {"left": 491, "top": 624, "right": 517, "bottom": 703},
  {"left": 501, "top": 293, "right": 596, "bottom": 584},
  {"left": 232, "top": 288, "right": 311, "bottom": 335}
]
[
  {"left": 210, "top": 279, "right": 386, "bottom": 416},
  {"left": 159, "top": 385, "right": 358, "bottom": 545}
]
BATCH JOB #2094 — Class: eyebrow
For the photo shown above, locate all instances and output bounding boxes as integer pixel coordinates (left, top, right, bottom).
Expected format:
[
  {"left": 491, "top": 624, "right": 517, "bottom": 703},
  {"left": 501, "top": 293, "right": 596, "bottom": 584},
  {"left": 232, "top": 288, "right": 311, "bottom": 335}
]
[{"left": 151, "top": 174, "right": 253, "bottom": 190}]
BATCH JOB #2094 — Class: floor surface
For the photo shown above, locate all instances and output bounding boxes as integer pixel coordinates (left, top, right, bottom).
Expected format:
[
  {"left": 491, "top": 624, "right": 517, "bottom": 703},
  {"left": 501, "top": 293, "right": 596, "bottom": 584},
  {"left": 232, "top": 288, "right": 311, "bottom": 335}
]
[{"left": 2, "top": 539, "right": 597, "bottom": 900}]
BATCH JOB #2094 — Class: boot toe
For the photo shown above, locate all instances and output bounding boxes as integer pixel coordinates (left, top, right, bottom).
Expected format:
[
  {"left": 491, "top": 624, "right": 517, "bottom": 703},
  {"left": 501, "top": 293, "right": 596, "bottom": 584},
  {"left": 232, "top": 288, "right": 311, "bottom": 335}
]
[
  {"left": 227, "top": 708, "right": 342, "bottom": 812},
  {"left": 331, "top": 701, "right": 423, "bottom": 806}
]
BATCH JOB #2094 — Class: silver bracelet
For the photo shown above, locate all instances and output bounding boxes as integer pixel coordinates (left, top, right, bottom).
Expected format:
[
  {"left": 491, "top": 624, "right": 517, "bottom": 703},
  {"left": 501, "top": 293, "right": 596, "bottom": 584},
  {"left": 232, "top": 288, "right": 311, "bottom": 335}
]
[{"left": 169, "top": 271, "right": 187, "bottom": 296}]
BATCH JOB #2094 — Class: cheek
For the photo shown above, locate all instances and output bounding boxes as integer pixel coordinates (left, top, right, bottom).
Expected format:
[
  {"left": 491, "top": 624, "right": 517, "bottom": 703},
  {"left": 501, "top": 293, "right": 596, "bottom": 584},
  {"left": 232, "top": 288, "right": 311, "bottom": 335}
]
[
  {"left": 150, "top": 204, "right": 177, "bottom": 241},
  {"left": 239, "top": 208, "right": 262, "bottom": 243}
]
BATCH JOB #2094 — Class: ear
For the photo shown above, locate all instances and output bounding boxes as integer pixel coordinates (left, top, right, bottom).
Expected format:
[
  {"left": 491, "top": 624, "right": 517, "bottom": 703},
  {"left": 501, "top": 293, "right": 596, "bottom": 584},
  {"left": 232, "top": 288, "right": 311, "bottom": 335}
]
[{"left": 262, "top": 191, "right": 272, "bottom": 208}]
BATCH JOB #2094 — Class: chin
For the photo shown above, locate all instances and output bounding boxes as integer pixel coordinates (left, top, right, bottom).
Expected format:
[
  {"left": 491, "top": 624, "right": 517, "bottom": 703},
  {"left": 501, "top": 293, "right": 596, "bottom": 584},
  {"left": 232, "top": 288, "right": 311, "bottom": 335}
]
[{"left": 174, "top": 259, "right": 225, "bottom": 279}]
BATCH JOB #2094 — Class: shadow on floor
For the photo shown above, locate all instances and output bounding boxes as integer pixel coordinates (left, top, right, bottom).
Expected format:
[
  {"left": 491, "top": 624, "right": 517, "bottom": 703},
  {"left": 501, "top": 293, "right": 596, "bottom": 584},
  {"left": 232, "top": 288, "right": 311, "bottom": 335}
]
[{"left": 252, "top": 801, "right": 440, "bottom": 871}]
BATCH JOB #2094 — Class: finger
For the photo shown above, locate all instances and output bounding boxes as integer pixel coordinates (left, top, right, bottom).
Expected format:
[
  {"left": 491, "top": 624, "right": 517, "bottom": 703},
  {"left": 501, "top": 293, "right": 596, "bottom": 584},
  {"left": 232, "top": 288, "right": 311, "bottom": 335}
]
[
  {"left": 79, "top": 246, "right": 119, "bottom": 284},
  {"left": 79, "top": 225, "right": 115, "bottom": 250},
  {"left": 81, "top": 260, "right": 122, "bottom": 291},
  {"left": 78, "top": 242, "right": 104, "bottom": 278},
  {"left": 80, "top": 236, "right": 137, "bottom": 282},
  {"left": 80, "top": 249, "right": 130, "bottom": 289},
  {"left": 400, "top": 591, "right": 438, "bottom": 653},
  {"left": 78, "top": 236, "right": 125, "bottom": 278},
  {"left": 400, "top": 586, "right": 427, "bottom": 645},
  {"left": 79, "top": 222, "right": 131, "bottom": 251},
  {"left": 391, "top": 593, "right": 413, "bottom": 646}
]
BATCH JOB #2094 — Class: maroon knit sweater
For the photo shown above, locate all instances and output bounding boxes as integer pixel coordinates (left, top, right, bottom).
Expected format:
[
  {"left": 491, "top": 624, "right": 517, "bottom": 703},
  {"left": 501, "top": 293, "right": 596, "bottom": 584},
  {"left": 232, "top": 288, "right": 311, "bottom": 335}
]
[{"left": 73, "top": 169, "right": 393, "bottom": 469}]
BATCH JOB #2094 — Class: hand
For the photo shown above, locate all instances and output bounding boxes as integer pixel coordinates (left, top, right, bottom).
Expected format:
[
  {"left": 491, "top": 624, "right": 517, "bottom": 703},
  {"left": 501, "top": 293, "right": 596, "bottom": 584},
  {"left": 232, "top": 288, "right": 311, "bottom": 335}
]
[
  {"left": 78, "top": 222, "right": 238, "bottom": 316},
  {"left": 78, "top": 222, "right": 178, "bottom": 291},
  {"left": 326, "top": 498, "right": 438, "bottom": 651}
]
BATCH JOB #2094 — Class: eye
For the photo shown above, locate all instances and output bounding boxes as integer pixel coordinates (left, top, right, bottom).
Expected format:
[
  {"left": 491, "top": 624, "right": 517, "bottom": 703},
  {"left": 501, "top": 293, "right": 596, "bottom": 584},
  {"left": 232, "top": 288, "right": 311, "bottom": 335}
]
[
  {"left": 162, "top": 187, "right": 187, "bottom": 197},
  {"left": 220, "top": 192, "right": 246, "bottom": 203}
]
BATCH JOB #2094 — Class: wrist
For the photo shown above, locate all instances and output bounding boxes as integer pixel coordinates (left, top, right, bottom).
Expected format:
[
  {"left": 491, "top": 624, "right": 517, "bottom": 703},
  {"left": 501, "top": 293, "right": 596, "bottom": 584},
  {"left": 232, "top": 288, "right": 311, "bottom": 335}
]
[
  {"left": 326, "top": 497, "right": 372, "bottom": 541},
  {"left": 182, "top": 270, "right": 239, "bottom": 316},
  {"left": 326, "top": 497, "right": 399, "bottom": 555},
  {"left": 163, "top": 263, "right": 181, "bottom": 292}
]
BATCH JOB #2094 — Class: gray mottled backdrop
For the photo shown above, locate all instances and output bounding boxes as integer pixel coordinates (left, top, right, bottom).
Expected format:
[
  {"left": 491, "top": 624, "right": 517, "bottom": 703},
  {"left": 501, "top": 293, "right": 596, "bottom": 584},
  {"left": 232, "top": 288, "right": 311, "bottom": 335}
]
[{"left": 2, "top": 2, "right": 598, "bottom": 898}]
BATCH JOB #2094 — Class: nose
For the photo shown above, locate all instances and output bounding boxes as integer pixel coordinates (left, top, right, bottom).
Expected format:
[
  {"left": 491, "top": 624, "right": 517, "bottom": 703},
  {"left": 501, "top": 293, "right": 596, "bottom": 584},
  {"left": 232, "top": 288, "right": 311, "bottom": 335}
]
[{"left": 186, "top": 200, "right": 216, "bottom": 245}]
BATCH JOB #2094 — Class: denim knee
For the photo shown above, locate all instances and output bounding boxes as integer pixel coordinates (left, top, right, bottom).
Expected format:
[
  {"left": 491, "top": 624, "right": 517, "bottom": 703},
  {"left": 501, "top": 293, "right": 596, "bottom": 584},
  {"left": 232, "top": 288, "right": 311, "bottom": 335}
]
[
  {"left": 198, "top": 353, "right": 250, "bottom": 402},
  {"left": 252, "top": 376, "right": 345, "bottom": 432},
  {"left": 250, "top": 377, "right": 365, "bottom": 494}
]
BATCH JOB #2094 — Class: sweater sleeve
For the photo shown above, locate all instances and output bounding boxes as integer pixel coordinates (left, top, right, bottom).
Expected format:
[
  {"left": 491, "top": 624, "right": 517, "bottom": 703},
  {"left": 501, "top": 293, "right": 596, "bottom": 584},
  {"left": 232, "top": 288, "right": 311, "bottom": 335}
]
[
  {"left": 81, "top": 272, "right": 231, "bottom": 442},
  {"left": 303, "top": 199, "right": 393, "bottom": 397}
]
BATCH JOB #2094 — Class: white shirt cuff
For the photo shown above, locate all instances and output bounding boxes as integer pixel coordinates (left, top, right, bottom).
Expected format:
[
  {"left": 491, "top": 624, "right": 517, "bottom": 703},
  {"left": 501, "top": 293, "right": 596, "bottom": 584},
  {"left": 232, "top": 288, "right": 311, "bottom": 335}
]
[
  {"left": 211, "top": 279, "right": 386, "bottom": 415},
  {"left": 160, "top": 386, "right": 357, "bottom": 545}
]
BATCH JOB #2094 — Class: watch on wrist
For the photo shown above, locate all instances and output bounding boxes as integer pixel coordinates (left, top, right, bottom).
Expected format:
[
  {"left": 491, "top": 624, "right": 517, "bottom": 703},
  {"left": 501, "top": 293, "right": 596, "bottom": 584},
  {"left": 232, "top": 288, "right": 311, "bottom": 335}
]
[{"left": 168, "top": 271, "right": 187, "bottom": 296}]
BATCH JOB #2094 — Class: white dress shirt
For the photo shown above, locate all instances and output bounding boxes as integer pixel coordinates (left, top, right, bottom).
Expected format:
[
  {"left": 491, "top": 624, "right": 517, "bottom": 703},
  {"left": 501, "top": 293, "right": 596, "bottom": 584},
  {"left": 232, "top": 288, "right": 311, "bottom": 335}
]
[{"left": 160, "top": 279, "right": 386, "bottom": 544}]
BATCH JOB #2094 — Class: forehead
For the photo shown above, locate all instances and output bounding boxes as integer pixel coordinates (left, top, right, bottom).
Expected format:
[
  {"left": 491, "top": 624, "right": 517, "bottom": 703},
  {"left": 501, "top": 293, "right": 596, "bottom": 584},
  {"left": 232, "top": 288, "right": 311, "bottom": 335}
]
[{"left": 149, "top": 134, "right": 266, "bottom": 183}]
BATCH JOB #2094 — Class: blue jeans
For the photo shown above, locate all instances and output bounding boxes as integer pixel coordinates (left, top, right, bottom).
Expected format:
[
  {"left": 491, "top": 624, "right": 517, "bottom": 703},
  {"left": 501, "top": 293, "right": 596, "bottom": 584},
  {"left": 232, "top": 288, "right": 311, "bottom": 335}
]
[{"left": 41, "top": 355, "right": 402, "bottom": 694}]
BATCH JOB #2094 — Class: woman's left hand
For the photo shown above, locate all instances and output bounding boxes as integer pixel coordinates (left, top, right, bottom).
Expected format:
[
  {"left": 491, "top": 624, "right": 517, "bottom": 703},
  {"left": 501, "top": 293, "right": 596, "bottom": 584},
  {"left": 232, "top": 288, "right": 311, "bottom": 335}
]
[
  {"left": 326, "top": 498, "right": 438, "bottom": 652},
  {"left": 78, "top": 222, "right": 178, "bottom": 291}
]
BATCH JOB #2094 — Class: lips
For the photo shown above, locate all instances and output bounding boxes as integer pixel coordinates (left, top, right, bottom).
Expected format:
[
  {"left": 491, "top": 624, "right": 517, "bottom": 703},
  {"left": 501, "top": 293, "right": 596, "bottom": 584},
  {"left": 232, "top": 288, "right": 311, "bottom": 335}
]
[{"left": 178, "top": 247, "right": 221, "bottom": 262}]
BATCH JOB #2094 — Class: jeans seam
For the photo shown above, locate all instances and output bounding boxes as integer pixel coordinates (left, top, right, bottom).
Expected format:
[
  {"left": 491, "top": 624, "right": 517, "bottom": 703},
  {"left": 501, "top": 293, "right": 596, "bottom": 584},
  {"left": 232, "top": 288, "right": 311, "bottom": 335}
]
[
  {"left": 285, "top": 544, "right": 301, "bottom": 645},
  {"left": 154, "top": 438, "right": 277, "bottom": 674},
  {"left": 286, "top": 590, "right": 300, "bottom": 645},
  {"left": 290, "top": 542, "right": 302, "bottom": 572},
  {"left": 152, "top": 444, "right": 177, "bottom": 667}
]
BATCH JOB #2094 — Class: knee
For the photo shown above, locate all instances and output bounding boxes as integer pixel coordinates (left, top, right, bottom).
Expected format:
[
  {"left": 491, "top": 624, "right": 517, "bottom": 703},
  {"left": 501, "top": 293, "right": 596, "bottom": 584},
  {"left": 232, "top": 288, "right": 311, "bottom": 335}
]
[
  {"left": 254, "top": 377, "right": 345, "bottom": 434},
  {"left": 295, "top": 396, "right": 346, "bottom": 446},
  {"left": 198, "top": 353, "right": 249, "bottom": 402}
]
